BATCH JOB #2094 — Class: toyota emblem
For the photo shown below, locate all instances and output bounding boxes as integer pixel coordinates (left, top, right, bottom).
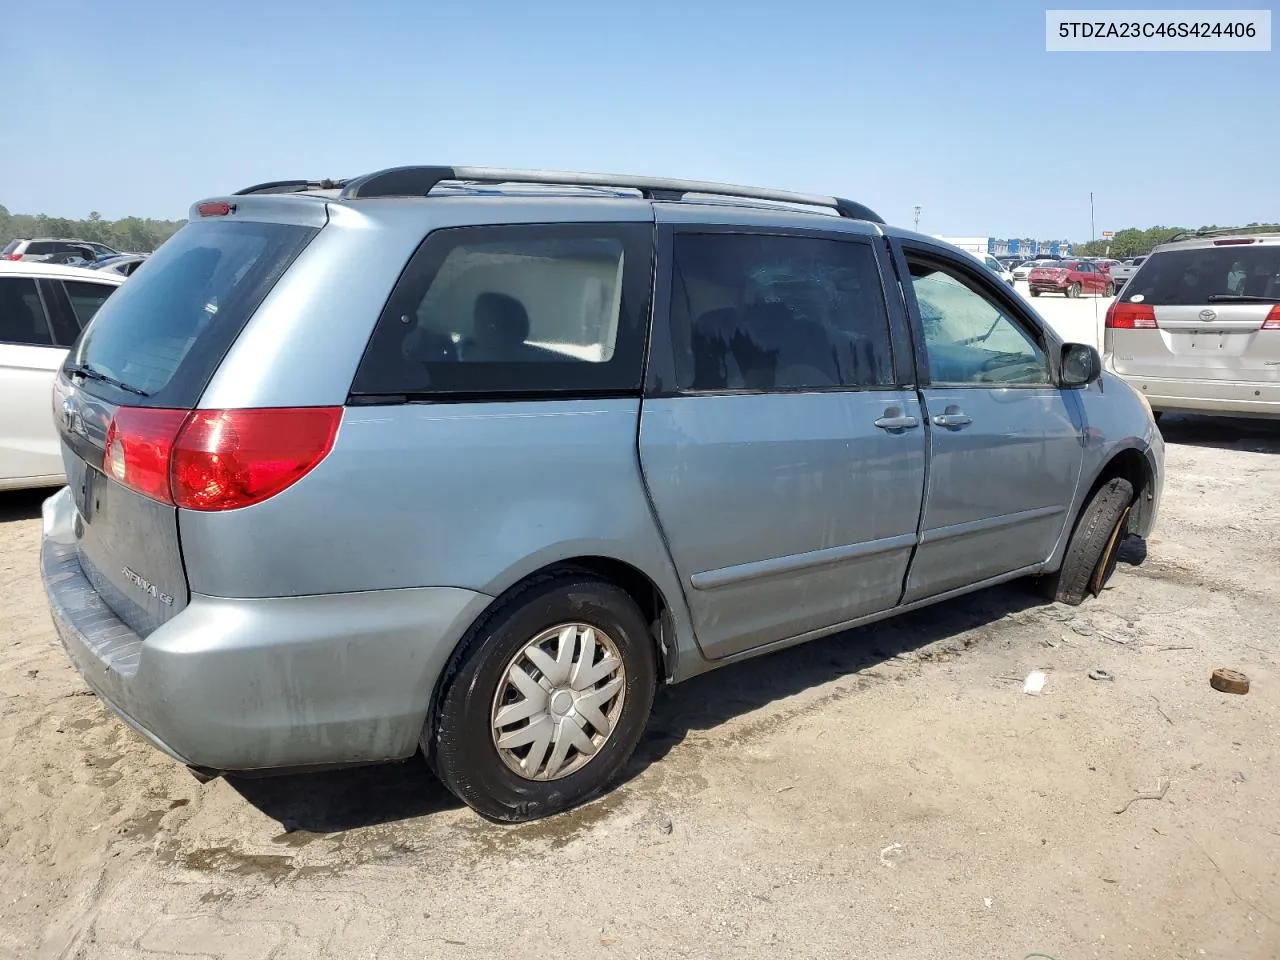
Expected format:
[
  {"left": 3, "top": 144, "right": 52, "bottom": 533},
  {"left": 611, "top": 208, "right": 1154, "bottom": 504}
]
[{"left": 1199, "top": 308, "right": 1217, "bottom": 322}]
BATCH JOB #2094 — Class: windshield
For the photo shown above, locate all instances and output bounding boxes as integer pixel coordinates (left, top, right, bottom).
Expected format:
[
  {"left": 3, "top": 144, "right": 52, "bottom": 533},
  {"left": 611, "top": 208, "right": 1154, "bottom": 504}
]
[
  {"left": 1122, "top": 245, "right": 1280, "bottom": 305},
  {"left": 69, "top": 217, "right": 318, "bottom": 405}
]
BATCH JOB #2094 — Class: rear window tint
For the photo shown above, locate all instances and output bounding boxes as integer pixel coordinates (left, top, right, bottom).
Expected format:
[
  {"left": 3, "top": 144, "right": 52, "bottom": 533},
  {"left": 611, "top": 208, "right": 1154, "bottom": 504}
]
[
  {"left": 1, "top": 240, "right": 21, "bottom": 256},
  {"left": 69, "top": 218, "right": 318, "bottom": 406},
  {"left": 26, "top": 241, "right": 56, "bottom": 255},
  {"left": 1123, "top": 245, "right": 1280, "bottom": 305},
  {"left": 669, "top": 233, "right": 894, "bottom": 391},
  {"left": 351, "top": 222, "right": 652, "bottom": 399}
]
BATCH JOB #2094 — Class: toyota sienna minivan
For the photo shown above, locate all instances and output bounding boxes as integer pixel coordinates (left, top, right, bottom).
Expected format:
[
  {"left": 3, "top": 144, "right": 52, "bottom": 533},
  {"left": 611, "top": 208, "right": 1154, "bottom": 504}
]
[{"left": 41, "top": 165, "right": 1163, "bottom": 821}]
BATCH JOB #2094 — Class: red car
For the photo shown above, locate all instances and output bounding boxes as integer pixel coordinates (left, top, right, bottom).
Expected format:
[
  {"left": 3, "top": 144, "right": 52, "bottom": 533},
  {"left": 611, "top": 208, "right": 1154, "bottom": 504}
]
[{"left": 1028, "top": 259, "right": 1115, "bottom": 298}]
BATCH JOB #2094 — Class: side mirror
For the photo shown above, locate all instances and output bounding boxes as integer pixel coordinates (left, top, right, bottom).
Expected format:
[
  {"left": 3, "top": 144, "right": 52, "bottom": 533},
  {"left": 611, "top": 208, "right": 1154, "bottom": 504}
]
[{"left": 1060, "top": 342, "right": 1101, "bottom": 388}]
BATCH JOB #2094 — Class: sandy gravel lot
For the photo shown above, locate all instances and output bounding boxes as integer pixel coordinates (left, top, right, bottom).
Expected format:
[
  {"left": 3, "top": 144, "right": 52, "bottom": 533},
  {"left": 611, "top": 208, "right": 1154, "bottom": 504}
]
[{"left": 1, "top": 293, "right": 1277, "bottom": 960}]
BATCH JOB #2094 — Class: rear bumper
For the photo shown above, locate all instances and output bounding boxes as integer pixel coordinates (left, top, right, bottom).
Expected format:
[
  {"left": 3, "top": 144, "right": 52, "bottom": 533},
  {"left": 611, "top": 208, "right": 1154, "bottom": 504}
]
[
  {"left": 1114, "top": 373, "right": 1280, "bottom": 419},
  {"left": 40, "top": 486, "right": 493, "bottom": 772}
]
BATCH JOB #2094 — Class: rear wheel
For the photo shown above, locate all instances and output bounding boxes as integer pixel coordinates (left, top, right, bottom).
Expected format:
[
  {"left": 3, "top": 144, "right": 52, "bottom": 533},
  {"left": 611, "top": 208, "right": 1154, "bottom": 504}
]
[
  {"left": 1038, "top": 477, "right": 1135, "bottom": 606},
  {"left": 1105, "top": 281, "right": 1116, "bottom": 297},
  {"left": 432, "top": 573, "right": 657, "bottom": 822}
]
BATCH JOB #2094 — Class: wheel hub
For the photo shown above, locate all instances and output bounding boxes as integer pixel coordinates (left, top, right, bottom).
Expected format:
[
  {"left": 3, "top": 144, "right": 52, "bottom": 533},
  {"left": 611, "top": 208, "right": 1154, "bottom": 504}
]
[{"left": 490, "top": 623, "right": 627, "bottom": 781}]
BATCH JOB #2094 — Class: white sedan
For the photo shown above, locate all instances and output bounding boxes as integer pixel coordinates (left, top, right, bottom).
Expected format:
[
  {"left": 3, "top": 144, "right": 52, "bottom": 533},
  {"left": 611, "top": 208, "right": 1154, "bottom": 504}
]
[{"left": 1, "top": 261, "right": 125, "bottom": 491}]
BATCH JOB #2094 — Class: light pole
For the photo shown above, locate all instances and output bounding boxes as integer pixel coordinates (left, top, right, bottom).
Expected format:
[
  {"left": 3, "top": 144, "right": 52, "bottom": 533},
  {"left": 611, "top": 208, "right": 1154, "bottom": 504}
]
[
  {"left": 913, "top": 205, "right": 921, "bottom": 231},
  {"left": 1090, "top": 192, "right": 1096, "bottom": 245}
]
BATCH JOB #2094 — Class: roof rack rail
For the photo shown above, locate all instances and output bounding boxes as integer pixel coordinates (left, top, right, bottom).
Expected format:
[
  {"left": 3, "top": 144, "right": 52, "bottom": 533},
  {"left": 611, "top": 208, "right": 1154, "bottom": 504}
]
[
  {"left": 1165, "top": 223, "right": 1280, "bottom": 243},
  {"left": 234, "top": 179, "right": 345, "bottom": 196},
  {"left": 335, "top": 165, "right": 884, "bottom": 223}
]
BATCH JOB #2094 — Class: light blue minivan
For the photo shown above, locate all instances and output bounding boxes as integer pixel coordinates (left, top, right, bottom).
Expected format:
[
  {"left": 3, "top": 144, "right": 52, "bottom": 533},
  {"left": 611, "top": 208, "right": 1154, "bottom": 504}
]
[{"left": 41, "top": 166, "right": 1163, "bottom": 821}]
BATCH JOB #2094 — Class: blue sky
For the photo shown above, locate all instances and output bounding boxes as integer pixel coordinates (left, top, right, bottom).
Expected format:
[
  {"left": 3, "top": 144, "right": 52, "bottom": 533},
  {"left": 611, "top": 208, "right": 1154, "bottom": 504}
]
[{"left": 1, "top": 0, "right": 1275, "bottom": 238}]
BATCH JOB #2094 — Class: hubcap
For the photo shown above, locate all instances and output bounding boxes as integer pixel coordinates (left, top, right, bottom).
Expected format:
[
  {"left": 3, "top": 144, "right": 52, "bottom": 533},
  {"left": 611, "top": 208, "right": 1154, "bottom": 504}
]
[{"left": 490, "top": 623, "right": 627, "bottom": 781}]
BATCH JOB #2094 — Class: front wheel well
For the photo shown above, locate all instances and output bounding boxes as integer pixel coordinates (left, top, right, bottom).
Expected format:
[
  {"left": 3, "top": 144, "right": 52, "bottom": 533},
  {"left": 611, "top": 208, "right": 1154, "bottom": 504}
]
[{"left": 1089, "top": 448, "right": 1153, "bottom": 536}]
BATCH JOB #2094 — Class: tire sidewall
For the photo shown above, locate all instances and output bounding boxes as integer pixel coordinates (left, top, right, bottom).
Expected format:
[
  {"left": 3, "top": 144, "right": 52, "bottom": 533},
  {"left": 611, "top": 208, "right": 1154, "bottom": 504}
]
[{"left": 434, "top": 577, "right": 656, "bottom": 822}]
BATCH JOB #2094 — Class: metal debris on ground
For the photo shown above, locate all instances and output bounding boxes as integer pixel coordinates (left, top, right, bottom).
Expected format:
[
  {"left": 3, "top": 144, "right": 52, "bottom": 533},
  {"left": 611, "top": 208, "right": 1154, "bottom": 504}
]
[
  {"left": 1114, "top": 779, "right": 1170, "bottom": 815},
  {"left": 1098, "top": 631, "right": 1132, "bottom": 645},
  {"left": 1210, "top": 668, "right": 1250, "bottom": 695},
  {"left": 1151, "top": 696, "right": 1174, "bottom": 725},
  {"left": 1023, "top": 670, "right": 1047, "bottom": 696},
  {"left": 1088, "top": 668, "right": 1115, "bottom": 682}
]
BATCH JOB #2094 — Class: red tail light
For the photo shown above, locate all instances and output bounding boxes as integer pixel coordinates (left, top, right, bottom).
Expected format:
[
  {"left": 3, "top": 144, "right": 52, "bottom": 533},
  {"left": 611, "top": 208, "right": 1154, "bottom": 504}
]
[
  {"left": 104, "top": 408, "right": 188, "bottom": 503},
  {"left": 1263, "top": 305, "right": 1280, "bottom": 330},
  {"left": 1106, "top": 301, "right": 1158, "bottom": 329},
  {"left": 103, "top": 407, "right": 341, "bottom": 510},
  {"left": 3, "top": 253, "right": 22, "bottom": 261}
]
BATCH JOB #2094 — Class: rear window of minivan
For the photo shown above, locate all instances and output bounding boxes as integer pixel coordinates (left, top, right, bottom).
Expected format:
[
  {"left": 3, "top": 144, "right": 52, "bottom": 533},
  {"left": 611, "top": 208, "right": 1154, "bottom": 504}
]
[
  {"left": 1122, "top": 245, "right": 1280, "bottom": 305},
  {"left": 351, "top": 222, "right": 653, "bottom": 399},
  {"left": 68, "top": 219, "right": 318, "bottom": 407}
]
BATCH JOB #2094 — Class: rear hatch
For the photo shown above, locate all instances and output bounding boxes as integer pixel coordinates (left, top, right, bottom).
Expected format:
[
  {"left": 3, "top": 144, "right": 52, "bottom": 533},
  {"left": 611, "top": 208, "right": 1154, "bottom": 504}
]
[
  {"left": 1108, "top": 241, "right": 1280, "bottom": 382},
  {"left": 53, "top": 212, "right": 321, "bottom": 636}
]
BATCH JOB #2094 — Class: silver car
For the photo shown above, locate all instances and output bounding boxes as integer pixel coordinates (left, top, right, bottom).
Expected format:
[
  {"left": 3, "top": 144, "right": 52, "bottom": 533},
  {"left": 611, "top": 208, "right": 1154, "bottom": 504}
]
[
  {"left": 40, "top": 166, "right": 1163, "bottom": 821},
  {"left": 1104, "top": 228, "right": 1280, "bottom": 419},
  {"left": 1108, "top": 256, "right": 1146, "bottom": 289}
]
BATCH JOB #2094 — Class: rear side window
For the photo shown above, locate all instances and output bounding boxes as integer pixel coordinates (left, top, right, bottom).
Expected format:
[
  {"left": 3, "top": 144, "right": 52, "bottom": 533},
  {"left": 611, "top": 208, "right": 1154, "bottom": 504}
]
[
  {"left": 62, "top": 280, "right": 118, "bottom": 327},
  {"left": 69, "top": 218, "right": 318, "bottom": 406},
  {"left": 0, "top": 277, "right": 54, "bottom": 346},
  {"left": 669, "top": 233, "right": 894, "bottom": 391},
  {"left": 1123, "top": 245, "right": 1280, "bottom": 305},
  {"left": 25, "top": 241, "right": 56, "bottom": 256},
  {"left": 351, "top": 222, "right": 653, "bottom": 399},
  {"left": 1, "top": 240, "right": 20, "bottom": 256}
]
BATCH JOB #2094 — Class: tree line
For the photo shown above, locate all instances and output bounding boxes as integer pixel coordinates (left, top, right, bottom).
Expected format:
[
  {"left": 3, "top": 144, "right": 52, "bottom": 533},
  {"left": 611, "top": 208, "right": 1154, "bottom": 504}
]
[
  {"left": 1072, "top": 223, "right": 1275, "bottom": 259},
  {"left": 0, "top": 204, "right": 185, "bottom": 254}
]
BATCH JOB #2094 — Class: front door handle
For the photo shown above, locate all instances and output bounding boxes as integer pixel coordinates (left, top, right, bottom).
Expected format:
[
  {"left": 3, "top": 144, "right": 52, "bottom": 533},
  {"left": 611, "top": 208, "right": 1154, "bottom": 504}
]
[
  {"left": 874, "top": 414, "right": 919, "bottom": 430},
  {"left": 932, "top": 412, "right": 973, "bottom": 429}
]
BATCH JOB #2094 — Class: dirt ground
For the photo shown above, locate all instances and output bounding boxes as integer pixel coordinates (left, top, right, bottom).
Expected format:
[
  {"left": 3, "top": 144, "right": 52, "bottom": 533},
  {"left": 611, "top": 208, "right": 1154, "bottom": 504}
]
[{"left": 2, "top": 293, "right": 1278, "bottom": 959}]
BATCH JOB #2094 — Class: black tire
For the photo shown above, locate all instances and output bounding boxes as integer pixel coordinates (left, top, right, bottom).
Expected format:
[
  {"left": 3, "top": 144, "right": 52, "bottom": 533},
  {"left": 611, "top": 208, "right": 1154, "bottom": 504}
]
[
  {"left": 432, "top": 573, "right": 657, "bottom": 822},
  {"left": 1029, "top": 288, "right": 1040, "bottom": 297},
  {"left": 1066, "top": 283, "right": 1081, "bottom": 299},
  {"left": 1038, "top": 477, "right": 1135, "bottom": 606},
  {"left": 1105, "top": 282, "right": 1116, "bottom": 297}
]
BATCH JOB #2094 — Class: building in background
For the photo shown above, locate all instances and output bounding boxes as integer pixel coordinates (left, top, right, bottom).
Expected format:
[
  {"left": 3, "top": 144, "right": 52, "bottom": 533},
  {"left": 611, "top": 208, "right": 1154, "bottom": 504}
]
[{"left": 934, "top": 236, "right": 1072, "bottom": 258}]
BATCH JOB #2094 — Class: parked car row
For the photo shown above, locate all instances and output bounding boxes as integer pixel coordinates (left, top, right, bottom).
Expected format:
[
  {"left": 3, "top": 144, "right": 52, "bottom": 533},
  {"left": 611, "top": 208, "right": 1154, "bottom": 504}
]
[{"left": 2, "top": 237, "right": 149, "bottom": 272}]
